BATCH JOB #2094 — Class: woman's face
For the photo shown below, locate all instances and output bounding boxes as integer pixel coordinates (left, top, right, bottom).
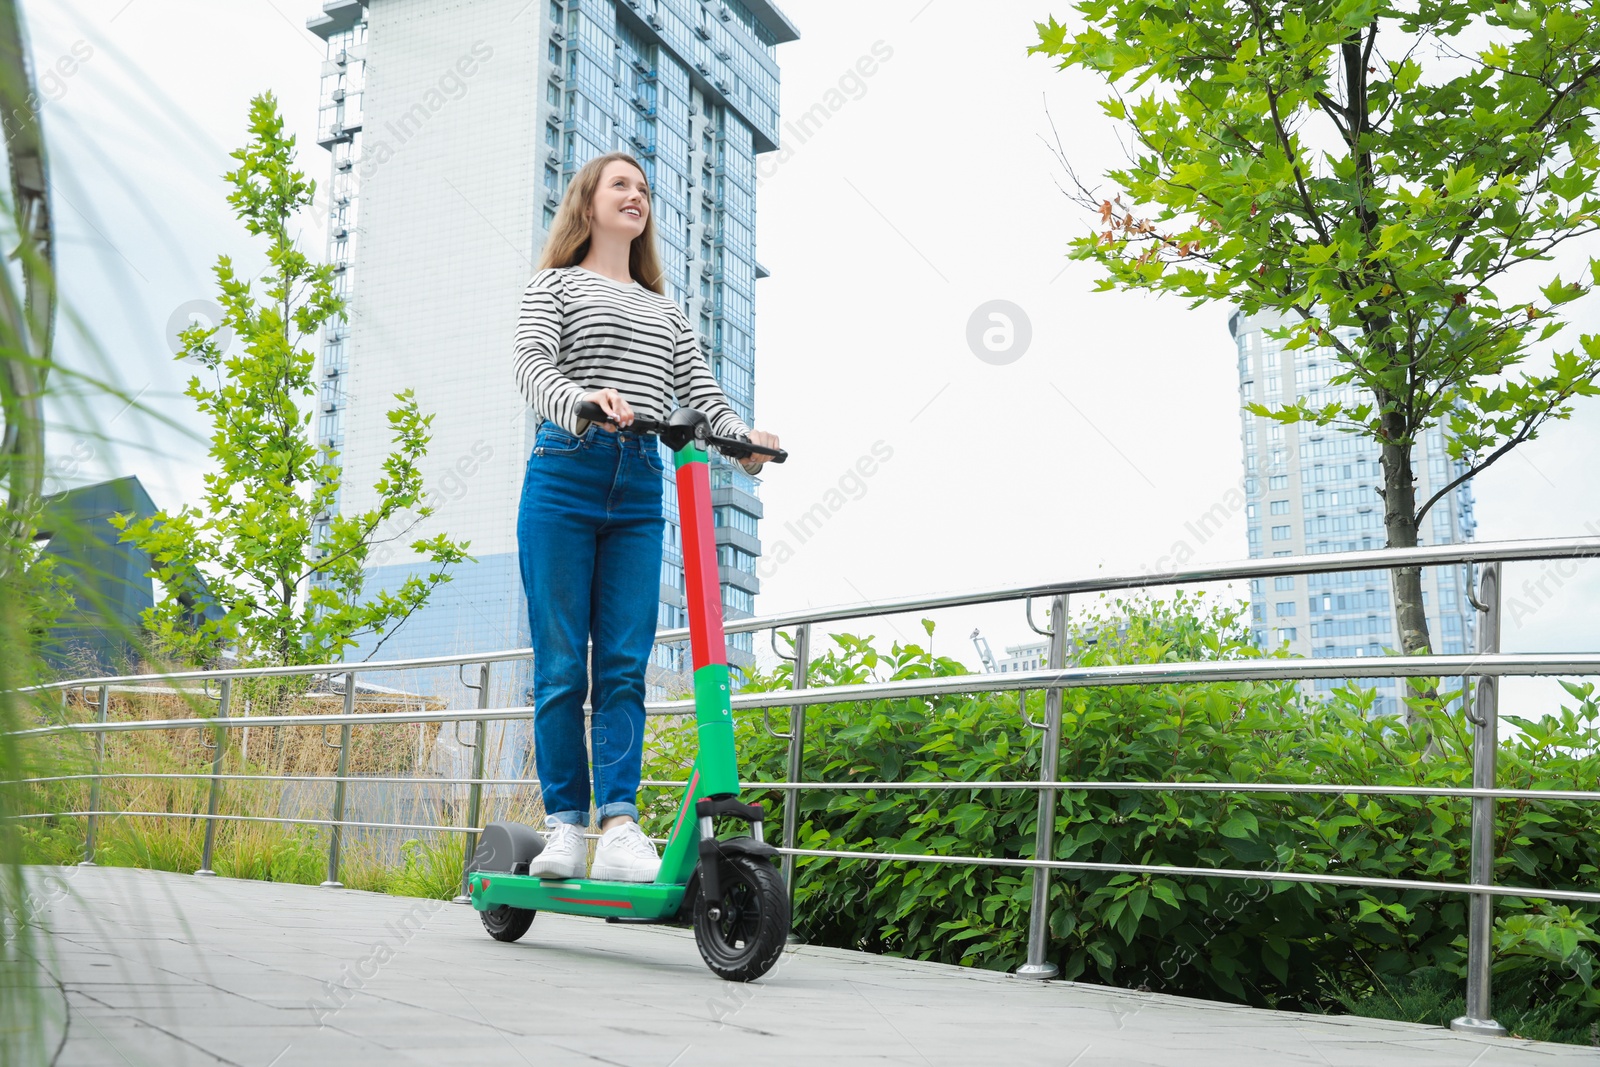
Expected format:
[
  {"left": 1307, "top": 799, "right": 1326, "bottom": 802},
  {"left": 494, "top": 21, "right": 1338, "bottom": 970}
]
[{"left": 589, "top": 160, "right": 649, "bottom": 241}]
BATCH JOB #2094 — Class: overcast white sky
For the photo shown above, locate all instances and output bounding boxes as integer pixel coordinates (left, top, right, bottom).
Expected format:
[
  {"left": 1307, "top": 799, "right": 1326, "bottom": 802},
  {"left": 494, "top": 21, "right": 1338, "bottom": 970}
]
[{"left": 17, "top": 0, "right": 1600, "bottom": 716}]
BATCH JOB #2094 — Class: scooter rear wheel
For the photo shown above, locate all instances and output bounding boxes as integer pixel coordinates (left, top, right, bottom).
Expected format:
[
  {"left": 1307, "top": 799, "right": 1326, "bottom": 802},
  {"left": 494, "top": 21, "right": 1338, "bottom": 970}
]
[
  {"left": 480, "top": 904, "right": 536, "bottom": 943},
  {"left": 693, "top": 853, "right": 789, "bottom": 981}
]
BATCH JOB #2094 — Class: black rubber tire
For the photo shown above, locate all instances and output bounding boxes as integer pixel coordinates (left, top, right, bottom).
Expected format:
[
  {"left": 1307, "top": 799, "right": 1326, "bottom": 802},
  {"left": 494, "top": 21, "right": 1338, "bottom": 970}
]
[
  {"left": 692, "top": 853, "right": 790, "bottom": 982},
  {"left": 480, "top": 904, "right": 536, "bottom": 943}
]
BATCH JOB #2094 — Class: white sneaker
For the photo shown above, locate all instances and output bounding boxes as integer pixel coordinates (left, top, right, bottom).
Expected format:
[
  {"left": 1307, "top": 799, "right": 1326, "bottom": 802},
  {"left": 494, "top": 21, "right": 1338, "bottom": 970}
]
[
  {"left": 589, "top": 821, "right": 661, "bottom": 883},
  {"left": 527, "top": 817, "right": 586, "bottom": 880}
]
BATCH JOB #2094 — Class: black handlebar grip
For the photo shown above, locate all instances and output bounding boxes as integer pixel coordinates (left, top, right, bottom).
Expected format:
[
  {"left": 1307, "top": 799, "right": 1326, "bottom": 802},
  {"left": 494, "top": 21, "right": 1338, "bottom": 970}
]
[{"left": 568, "top": 403, "right": 787, "bottom": 462}]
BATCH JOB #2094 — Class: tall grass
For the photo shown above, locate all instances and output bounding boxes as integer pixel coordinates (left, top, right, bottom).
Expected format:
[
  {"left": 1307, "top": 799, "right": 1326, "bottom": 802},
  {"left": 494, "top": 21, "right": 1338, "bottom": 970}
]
[{"left": 20, "top": 683, "right": 556, "bottom": 900}]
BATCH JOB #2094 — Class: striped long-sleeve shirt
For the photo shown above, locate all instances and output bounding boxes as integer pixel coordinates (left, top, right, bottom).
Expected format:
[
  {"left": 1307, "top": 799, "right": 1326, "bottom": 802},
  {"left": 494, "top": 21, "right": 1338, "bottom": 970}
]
[{"left": 513, "top": 264, "right": 753, "bottom": 444}]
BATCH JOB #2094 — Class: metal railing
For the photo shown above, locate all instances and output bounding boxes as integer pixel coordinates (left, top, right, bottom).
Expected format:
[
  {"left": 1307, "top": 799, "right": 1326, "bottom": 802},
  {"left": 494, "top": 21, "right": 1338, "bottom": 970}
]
[{"left": 14, "top": 534, "right": 1600, "bottom": 1038}]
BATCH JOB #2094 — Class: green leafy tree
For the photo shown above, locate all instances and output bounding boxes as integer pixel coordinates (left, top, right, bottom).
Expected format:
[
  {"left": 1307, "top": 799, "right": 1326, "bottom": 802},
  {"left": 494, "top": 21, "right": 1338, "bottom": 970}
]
[
  {"left": 112, "top": 92, "right": 470, "bottom": 672},
  {"left": 1030, "top": 1, "right": 1600, "bottom": 658}
]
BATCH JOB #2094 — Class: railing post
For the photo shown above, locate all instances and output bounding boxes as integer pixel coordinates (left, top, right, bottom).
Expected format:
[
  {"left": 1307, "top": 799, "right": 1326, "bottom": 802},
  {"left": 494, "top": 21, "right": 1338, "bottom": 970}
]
[
  {"left": 455, "top": 662, "right": 493, "bottom": 903},
  {"left": 780, "top": 624, "right": 811, "bottom": 923},
  {"left": 1452, "top": 562, "right": 1507, "bottom": 1037},
  {"left": 1017, "top": 593, "right": 1069, "bottom": 980},
  {"left": 321, "top": 673, "right": 355, "bottom": 888},
  {"left": 79, "top": 685, "right": 109, "bottom": 866},
  {"left": 195, "top": 678, "right": 230, "bottom": 877}
]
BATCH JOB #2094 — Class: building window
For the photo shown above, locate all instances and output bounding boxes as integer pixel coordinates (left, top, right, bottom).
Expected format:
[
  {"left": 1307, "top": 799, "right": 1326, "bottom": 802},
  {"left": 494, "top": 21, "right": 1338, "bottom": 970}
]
[
  {"left": 1275, "top": 602, "right": 1296, "bottom": 617},
  {"left": 1269, "top": 475, "right": 1289, "bottom": 489},
  {"left": 1271, "top": 525, "right": 1291, "bottom": 540},
  {"left": 713, "top": 506, "right": 758, "bottom": 537},
  {"left": 1270, "top": 500, "right": 1289, "bottom": 515},
  {"left": 546, "top": 79, "right": 560, "bottom": 105},
  {"left": 716, "top": 544, "right": 756, "bottom": 575},
  {"left": 1274, "top": 576, "right": 1295, "bottom": 591},
  {"left": 542, "top": 206, "right": 555, "bottom": 229}
]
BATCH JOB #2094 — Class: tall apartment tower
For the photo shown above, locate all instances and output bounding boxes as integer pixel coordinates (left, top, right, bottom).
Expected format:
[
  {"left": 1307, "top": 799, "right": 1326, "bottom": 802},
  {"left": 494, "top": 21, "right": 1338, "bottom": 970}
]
[
  {"left": 1229, "top": 309, "right": 1479, "bottom": 716},
  {"left": 305, "top": 0, "right": 797, "bottom": 709}
]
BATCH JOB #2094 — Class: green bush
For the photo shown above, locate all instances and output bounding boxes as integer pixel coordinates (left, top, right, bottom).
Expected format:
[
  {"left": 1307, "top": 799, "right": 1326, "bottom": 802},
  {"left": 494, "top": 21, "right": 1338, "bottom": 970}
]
[{"left": 643, "top": 591, "right": 1600, "bottom": 1042}]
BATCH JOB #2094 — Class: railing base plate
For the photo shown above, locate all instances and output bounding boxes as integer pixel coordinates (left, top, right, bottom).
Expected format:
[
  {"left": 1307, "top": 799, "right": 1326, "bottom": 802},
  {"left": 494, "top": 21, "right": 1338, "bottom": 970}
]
[
  {"left": 318, "top": 880, "right": 344, "bottom": 889},
  {"left": 1449, "top": 1015, "right": 1507, "bottom": 1038},
  {"left": 1013, "top": 962, "right": 1058, "bottom": 980},
  {"left": 451, "top": 894, "right": 473, "bottom": 905},
  {"left": 193, "top": 869, "right": 217, "bottom": 878}
]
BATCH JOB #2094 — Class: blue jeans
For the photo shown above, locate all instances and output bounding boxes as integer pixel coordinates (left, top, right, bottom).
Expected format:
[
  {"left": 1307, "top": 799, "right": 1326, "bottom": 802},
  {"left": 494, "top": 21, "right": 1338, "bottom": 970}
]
[{"left": 517, "top": 419, "right": 666, "bottom": 827}]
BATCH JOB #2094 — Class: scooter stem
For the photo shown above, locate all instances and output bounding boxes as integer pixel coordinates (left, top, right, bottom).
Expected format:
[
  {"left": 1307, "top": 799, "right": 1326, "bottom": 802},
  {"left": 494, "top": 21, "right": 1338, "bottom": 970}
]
[{"left": 673, "top": 435, "right": 739, "bottom": 798}]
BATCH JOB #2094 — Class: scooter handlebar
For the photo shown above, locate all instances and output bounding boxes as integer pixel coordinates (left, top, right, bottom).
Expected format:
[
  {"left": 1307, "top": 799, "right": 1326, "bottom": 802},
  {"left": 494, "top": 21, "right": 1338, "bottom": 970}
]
[{"left": 572, "top": 401, "right": 787, "bottom": 464}]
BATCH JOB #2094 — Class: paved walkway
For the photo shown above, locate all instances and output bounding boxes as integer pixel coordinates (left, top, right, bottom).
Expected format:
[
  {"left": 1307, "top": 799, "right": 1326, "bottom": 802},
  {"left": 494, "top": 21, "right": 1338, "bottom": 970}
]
[{"left": 14, "top": 866, "right": 1594, "bottom": 1066}]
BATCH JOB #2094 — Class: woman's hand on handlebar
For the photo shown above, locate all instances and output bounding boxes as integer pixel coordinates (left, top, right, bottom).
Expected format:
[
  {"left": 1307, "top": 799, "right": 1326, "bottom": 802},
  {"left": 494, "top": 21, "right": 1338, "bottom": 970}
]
[
  {"left": 581, "top": 388, "right": 633, "bottom": 429},
  {"left": 740, "top": 429, "right": 781, "bottom": 470}
]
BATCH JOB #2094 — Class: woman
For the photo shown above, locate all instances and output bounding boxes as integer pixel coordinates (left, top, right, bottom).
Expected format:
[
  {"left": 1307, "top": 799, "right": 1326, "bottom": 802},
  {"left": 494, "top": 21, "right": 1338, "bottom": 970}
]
[{"left": 512, "top": 152, "right": 780, "bottom": 882}]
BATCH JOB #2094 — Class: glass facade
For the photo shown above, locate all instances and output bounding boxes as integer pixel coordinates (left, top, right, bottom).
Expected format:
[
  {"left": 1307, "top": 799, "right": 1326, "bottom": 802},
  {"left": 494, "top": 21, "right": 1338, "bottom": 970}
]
[{"left": 1231, "top": 309, "right": 1479, "bottom": 717}]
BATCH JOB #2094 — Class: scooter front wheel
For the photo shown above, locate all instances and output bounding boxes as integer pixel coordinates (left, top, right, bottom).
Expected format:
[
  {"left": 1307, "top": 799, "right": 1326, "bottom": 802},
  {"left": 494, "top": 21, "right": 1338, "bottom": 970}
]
[
  {"left": 480, "top": 904, "right": 536, "bottom": 943},
  {"left": 693, "top": 854, "right": 789, "bottom": 981}
]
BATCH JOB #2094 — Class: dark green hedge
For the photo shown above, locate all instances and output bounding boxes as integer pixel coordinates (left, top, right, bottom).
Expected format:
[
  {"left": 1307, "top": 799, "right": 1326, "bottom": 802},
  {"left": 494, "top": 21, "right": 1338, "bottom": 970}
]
[{"left": 643, "top": 592, "right": 1600, "bottom": 1042}]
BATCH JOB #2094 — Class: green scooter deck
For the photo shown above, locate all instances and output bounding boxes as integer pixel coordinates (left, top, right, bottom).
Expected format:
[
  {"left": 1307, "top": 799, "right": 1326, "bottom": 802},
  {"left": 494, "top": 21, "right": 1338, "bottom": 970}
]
[{"left": 468, "top": 870, "right": 686, "bottom": 921}]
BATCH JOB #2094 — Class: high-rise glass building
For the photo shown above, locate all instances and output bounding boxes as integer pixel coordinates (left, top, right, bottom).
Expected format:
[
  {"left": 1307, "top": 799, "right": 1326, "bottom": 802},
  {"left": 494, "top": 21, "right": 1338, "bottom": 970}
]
[
  {"left": 1229, "top": 309, "right": 1479, "bottom": 716},
  {"left": 304, "top": 0, "right": 797, "bottom": 713}
]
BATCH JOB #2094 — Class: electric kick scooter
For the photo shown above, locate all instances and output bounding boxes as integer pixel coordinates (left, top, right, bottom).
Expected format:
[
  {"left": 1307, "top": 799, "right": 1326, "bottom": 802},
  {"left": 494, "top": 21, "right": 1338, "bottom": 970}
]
[{"left": 465, "top": 402, "right": 791, "bottom": 981}]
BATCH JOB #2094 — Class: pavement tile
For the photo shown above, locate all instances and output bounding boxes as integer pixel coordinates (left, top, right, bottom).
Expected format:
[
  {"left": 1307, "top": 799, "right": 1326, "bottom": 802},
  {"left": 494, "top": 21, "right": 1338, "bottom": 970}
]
[{"left": 17, "top": 866, "right": 1599, "bottom": 1067}]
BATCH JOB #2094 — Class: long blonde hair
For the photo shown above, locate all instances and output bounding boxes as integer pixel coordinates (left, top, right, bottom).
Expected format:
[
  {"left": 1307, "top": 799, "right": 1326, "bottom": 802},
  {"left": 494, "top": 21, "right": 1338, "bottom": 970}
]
[{"left": 536, "top": 152, "right": 669, "bottom": 295}]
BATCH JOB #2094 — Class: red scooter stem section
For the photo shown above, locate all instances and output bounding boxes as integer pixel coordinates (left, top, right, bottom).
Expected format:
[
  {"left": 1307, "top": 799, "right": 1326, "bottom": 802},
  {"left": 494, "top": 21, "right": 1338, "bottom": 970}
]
[{"left": 675, "top": 451, "right": 726, "bottom": 670}]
